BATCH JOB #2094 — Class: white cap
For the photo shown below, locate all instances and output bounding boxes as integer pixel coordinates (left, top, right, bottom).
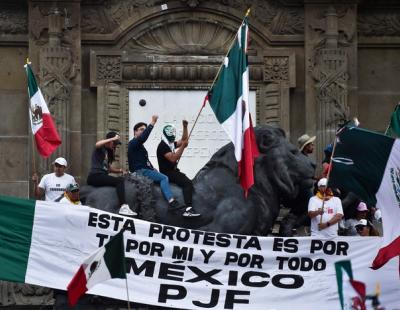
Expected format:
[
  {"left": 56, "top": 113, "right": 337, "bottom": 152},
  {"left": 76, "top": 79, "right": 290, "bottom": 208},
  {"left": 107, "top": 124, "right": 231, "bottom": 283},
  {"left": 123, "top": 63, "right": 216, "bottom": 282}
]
[
  {"left": 317, "top": 178, "right": 328, "bottom": 187},
  {"left": 356, "top": 219, "right": 368, "bottom": 227},
  {"left": 54, "top": 157, "right": 67, "bottom": 167}
]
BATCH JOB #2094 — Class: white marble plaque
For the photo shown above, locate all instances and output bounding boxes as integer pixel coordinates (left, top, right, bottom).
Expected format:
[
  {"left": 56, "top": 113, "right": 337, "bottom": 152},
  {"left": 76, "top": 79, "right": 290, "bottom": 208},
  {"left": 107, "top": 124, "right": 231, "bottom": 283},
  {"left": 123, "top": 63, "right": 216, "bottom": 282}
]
[{"left": 129, "top": 90, "right": 256, "bottom": 179}]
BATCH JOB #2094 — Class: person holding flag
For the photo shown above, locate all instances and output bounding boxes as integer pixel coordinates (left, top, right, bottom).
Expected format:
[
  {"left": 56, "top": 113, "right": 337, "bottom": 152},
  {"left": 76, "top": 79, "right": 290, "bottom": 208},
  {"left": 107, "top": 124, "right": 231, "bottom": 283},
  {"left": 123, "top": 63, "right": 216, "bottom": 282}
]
[
  {"left": 308, "top": 177, "right": 344, "bottom": 237},
  {"left": 156, "top": 120, "right": 201, "bottom": 218},
  {"left": 32, "top": 157, "right": 76, "bottom": 201}
]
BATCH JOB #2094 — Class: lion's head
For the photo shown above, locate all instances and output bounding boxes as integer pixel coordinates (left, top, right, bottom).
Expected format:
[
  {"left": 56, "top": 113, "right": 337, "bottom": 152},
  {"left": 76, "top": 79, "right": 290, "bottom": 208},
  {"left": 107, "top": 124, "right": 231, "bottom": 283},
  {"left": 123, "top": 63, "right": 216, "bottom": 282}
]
[
  {"left": 253, "top": 126, "right": 315, "bottom": 199},
  {"left": 195, "top": 125, "right": 315, "bottom": 234}
]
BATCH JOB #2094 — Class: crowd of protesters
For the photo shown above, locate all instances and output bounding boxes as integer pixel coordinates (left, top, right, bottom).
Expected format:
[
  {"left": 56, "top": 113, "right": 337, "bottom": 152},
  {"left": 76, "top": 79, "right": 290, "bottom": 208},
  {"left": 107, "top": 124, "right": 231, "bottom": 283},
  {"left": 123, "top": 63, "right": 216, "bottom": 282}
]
[{"left": 31, "top": 120, "right": 383, "bottom": 236}]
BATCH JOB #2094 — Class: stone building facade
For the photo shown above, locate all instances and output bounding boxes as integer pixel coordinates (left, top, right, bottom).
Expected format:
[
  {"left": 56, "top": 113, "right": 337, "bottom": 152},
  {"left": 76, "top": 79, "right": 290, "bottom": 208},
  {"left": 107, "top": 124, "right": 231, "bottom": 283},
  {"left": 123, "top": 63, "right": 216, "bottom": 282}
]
[{"left": 1, "top": 0, "right": 400, "bottom": 198}]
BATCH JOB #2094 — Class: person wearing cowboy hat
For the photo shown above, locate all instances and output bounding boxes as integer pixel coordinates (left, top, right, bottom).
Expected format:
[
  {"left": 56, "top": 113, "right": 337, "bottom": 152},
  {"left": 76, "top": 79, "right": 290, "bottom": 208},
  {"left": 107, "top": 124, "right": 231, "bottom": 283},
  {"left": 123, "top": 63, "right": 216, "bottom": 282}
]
[
  {"left": 298, "top": 134, "right": 316, "bottom": 157},
  {"left": 32, "top": 157, "right": 76, "bottom": 201}
]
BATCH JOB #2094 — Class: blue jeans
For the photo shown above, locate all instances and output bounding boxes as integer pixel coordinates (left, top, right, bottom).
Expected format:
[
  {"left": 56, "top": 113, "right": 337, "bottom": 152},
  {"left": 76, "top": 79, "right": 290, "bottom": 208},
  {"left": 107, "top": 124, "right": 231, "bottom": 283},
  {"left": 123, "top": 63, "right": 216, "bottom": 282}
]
[{"left": 136, "top": 169, "right": 173, "bottom": 202}]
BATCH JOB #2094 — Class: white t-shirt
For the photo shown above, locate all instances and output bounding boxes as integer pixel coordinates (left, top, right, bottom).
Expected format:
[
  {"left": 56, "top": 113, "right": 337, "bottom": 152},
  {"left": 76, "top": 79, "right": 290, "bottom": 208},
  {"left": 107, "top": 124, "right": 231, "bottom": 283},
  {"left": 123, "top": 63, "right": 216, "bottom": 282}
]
[
  {"left": 308, "top": 195, "right": 344, "bottom": 238},
  {"left": 38, "top": 173, "right": 76, "bottom": 201},
  {"left": 59, "top": 196, "right": 82, "bottom": 205}
]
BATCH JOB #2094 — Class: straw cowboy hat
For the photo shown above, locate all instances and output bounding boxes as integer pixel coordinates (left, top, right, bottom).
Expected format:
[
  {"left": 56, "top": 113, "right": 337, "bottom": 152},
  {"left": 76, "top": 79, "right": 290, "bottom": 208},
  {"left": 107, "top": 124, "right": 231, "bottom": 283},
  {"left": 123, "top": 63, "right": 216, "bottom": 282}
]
[{"left": 298, "top": 134, "right": 316, "bottom": 152}]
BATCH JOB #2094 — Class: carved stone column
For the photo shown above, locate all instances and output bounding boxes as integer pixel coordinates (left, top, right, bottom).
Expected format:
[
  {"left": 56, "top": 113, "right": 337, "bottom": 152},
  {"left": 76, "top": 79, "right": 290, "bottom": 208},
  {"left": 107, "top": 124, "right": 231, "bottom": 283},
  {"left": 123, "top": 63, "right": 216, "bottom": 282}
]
[
  {"left": 96, "top": 82, "right": 127, "bottom": 169},
  {"left": 305, "top": 0, "right": 358, "bottom": 166},
  {"left": 261, "top": 50, "right": 296, "bottom": 137},
  {"left": 28, "top": 0, "right": 81, "bottom": 181}
]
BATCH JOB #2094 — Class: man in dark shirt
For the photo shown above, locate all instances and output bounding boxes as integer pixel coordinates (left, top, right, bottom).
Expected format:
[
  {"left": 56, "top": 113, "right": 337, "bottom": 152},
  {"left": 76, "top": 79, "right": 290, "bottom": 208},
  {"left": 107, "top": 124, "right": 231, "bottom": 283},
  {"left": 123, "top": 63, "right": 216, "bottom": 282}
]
[
  {"left": 128, "top": 115, "right": 195, "bottom": 218},
  {"left": 157, "top": 120, "right": 200, "bottom": 218}
]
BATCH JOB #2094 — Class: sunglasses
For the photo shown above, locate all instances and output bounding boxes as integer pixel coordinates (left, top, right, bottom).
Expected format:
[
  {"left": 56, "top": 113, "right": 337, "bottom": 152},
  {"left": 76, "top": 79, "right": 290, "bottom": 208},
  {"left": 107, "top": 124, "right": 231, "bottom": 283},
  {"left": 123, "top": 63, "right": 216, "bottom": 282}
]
[
  {"left": 54, "top": 163, "right": 65, "bottom": 168},
  {"left": 356, "top": 226, "right": 366, "bottom": 231},
  {"left": 70, "top": 189, "right": 79, "bottom": 193}
]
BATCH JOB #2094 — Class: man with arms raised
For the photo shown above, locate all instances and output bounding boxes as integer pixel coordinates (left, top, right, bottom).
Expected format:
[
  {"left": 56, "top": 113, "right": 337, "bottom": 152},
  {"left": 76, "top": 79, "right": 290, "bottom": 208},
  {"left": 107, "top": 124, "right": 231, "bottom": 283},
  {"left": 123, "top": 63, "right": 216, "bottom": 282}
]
[
  {"left": 157, "top": 120, "right": 200, "bottom": 218},
  {"left": 128, "top": 115, "right": 196, "bottom": 218}
]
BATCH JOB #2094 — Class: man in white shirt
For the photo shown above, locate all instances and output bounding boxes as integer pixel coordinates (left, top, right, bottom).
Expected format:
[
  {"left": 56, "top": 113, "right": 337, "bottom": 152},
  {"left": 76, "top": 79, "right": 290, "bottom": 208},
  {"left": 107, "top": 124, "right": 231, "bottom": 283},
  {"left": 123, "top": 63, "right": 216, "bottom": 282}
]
[
  {"left": 308, "top": 178, "right": 344, "bottom": 238},
  {"left": 57, "top": 183, "right": 82, "bottom": 205},
  {"left": 32, "top": 157, "right": 76, "bottom": 201}
]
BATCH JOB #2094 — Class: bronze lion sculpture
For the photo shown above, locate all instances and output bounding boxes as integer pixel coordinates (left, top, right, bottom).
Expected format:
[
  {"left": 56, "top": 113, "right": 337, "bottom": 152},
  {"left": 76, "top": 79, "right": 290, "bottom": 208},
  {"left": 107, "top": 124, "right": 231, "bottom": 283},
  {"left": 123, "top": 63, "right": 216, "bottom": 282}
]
[{"left": 80, "top": 125, "right": 315, "bottom": 236}]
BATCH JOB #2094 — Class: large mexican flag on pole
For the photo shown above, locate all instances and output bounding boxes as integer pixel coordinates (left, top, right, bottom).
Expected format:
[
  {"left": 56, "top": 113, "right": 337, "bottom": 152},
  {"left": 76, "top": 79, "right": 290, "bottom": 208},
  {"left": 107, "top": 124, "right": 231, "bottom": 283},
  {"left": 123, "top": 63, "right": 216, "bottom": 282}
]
[
  {"left": 25, "top": 62, "right": 61, "bottom": 158},
  {"left": 329, "top": 126, "right": 400, "bottom": 269},
  {"left": 208, "top": 17, "right": 259, "bottom": 196}
]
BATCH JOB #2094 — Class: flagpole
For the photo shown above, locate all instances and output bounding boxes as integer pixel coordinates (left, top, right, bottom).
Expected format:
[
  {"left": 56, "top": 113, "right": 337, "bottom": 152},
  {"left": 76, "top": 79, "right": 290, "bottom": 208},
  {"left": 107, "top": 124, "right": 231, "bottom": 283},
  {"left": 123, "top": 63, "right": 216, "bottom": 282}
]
[
  {"left": 319, "top": 117, "right": 358, "bottom": 225},
  {"left": 319, "top": 135, "right": 338, "bottom": 225},
  {"left": 125, "top": 277, "right": 131, "bottom": 310},
  {"left": 186, "top": 7, "right": 252, "bottom": 142},
  {"left": 118, "top": 227, "right": 130, "bottom": 310},
  {"left": 26, "top": 58, "right": 38, "bottom": 197}
]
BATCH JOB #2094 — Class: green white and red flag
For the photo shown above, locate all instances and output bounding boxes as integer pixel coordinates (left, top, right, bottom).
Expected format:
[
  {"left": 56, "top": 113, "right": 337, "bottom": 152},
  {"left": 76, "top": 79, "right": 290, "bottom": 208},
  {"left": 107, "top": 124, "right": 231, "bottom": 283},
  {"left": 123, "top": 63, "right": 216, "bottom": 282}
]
[
  {"left": 208, "top": 17, "right": 259, "bottom": 196},
  {"left": 67, "top": 229, "right": 126, "bottom": 306},
  {"left": 25, "top": 62, "right": 61, "bottom": 158},
  {"left": 335, "top": 260, "right": 366, "bottom": 310},
  {"left": 329, "top": 126, "right": 400, "bottom": 270}
]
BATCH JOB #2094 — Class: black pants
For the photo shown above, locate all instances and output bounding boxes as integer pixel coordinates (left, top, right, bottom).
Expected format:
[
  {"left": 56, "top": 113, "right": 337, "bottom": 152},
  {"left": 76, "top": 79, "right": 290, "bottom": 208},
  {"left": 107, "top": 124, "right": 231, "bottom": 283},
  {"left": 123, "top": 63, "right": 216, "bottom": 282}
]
[
  {"left": 165, "top": 170, "right": 193, "bottom": 206},
  {"left": 87, "top": 173, "right": 126, "bottom": 206}
]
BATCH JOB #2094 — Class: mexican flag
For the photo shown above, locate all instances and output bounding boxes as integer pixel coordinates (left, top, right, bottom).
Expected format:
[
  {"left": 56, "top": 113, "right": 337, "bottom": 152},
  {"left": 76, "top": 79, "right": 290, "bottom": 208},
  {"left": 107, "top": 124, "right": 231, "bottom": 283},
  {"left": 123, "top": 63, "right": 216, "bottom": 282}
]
[
  {"left": 67, "top": 229, "right": 126, "bottom": 306},
  {"left": 335, "top": 260, "right": 366, "bottom": 310},
  {"left": 208, "top": 17, "right": 259, "bottom": 196},
  {"left": 0, "top": 195, "right": 126, "bottom": 306},
  {"left": 25, "top": 62, "right": 61, "bottom": 158},
  {"left": 329, "top": 126, "right": 400, "bottom": 269}
]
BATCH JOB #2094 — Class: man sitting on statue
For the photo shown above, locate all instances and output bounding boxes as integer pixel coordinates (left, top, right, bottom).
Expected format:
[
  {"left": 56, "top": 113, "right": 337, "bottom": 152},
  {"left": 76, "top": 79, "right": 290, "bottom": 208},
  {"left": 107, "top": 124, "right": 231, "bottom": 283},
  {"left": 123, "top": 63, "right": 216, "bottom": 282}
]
[
  {"left": 156, "top": 120, "right": 200, "bottom": 218},
  {"left": 128, "top": 115, "right": 196, "bottom": 218}
]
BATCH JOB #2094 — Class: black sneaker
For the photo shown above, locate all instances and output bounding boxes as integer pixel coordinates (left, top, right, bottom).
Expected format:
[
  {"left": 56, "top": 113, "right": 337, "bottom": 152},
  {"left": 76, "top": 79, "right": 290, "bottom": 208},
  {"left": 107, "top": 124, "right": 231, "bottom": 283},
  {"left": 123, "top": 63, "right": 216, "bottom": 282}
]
[
  {"left": 169, "top": 199, "right": 185, "bottom": 211},
  {"left": 182, "top": 207, "right": 201, "bottom": 218}
]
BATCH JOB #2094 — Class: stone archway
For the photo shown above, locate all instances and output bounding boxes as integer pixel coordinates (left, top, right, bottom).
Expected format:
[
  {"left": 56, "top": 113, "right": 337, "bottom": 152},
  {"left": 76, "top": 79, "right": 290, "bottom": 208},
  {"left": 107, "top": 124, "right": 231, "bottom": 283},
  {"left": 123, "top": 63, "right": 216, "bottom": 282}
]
[{"left": 89, "top": 5, "right": 297, "bottom": 169}]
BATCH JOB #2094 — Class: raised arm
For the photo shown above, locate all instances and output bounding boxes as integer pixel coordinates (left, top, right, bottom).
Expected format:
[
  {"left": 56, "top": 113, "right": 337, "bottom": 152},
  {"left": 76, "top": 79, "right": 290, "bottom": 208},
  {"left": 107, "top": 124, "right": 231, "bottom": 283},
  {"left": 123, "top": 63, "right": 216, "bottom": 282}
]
[
  {"left": 95, "top": 134, "right": 120, "bottom": 148},
  {"left": 32, "top": 173, "right": 45, "bottom": 199},
  {"left": 164, "top": 139, "right": 188, "bottom": 163},
  {"left": 134, "top": 115, "right": 158, "bottom": 145},
  {"left": 176, "top": 119, "right": 188, "bottom": 147}
]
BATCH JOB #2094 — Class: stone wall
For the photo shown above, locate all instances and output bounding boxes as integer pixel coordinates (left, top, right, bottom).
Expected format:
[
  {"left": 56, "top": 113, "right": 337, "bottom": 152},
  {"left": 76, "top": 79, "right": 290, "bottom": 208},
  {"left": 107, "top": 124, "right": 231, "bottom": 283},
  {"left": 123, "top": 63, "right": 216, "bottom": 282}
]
[{"left": 0, "top": 0, "right": 400, "bottom": 198}]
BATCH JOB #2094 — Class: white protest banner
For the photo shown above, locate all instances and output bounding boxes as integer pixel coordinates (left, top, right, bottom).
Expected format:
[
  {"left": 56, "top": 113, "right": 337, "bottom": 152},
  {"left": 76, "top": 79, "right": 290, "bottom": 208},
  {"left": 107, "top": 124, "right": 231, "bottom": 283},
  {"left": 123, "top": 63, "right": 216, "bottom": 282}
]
[{"left": 0, "top": 196, "right": 398, "bottom": 309}]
